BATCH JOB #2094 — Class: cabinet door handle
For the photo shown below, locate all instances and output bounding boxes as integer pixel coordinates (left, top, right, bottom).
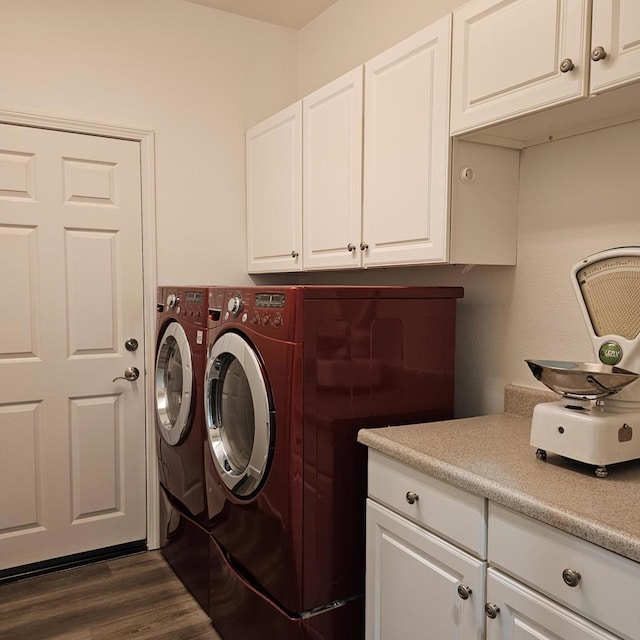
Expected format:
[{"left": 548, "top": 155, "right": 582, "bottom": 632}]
[
  {"left": 359, "top": 242, "right": 369, "bottom": 251},
  {"left": 457, "top": 584, "right": 472, "bottom": 600},
  {"left": 405, "top": 491, "right": 419, "bottom": 504},
  {"left": 559, "top": 58, "right": 574, "bottom": 73},
  {"left": 591, "top": 46, "right": 607, "bottom": 62},
  {"left": 562, "top": 568, "right": 581, "bottom": 587},
  {"left": 291, "top": 250, "right": 299, "bottom": 258},
  {"left": 347, "top": 243, "right": 356, "bottom": 252},
  {"left": 485, "top": 603, "right": 500, "bottom": 619}
]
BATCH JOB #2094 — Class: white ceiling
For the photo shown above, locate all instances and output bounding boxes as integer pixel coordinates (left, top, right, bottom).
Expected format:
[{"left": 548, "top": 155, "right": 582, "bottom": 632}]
[{"left": 184, "top": 0, "right": 339, "bottom": 29}]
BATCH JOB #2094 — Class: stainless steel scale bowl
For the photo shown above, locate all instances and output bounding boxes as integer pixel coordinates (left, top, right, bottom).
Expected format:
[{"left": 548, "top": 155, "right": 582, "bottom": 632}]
[{"left": 527, "top": 247, "right": 640, "bottom": 477}]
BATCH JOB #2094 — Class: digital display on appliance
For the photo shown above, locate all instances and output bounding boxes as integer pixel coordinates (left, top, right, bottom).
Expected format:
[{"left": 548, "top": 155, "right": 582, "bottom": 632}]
[
  {"left": 185, "top": 291, "right": 204, "bottom": 304},
  {"left": 255, "top": 293, "right": 285, "bottom": 308}
]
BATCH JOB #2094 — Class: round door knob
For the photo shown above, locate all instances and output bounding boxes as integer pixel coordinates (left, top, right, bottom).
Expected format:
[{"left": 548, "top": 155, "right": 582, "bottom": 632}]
[
  {"left": 113, "top": 366, "right": 140, "bottom": 382},
  {"left": 405, "top": 491, "right": 419, "bottom": 505},
  {"left": 360, "top": 242, "right": 369, "bottom": 251},
  {"left": 125, "top": 338, "right": 139, "bottom": 352},
  {"left": 562, "top": 568, "right": 581, "bottom": 587},
  {"left": 485, "top": 603, "right": 500, "bottom": 619},
  {"left": 291, "top": 250, "right": 299, "bottom": 258},
  {"left": 591, "top": 46, "right": 607, "bottom": 62},
  {"left": 560, "top": 58, "right": 574, "bottom": 73},
  {"left": 457, "top": 584, "right": 472, "bottom": 600},
  {"left": 347, "top": 243, "right": 356, "bottom": 252}
]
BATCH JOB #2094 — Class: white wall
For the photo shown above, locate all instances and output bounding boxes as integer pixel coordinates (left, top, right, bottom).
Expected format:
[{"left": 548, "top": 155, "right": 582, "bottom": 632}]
[
  {"left": 298, "top": 0, "right": 461, "bottom": 95},
  {"left": 0, "top": 0, "right": 298, "bottom": 286},
  {"left": 298, "top": 0, "right": 640, "bottom": 417}
]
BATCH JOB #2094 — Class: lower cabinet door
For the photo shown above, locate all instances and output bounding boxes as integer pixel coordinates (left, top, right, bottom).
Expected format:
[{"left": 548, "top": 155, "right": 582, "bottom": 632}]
[
  {"left": 485, "top": 568, "right": 623, "bottom": 640},
  {"left": 365, "top": 499, "right": 485, "bottom": 640}
]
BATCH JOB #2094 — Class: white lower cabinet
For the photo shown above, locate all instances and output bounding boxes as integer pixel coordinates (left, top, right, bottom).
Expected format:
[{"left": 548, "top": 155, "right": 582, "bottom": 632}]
[
  {"left": 486, "top": 568, "right": 621, "bottom": 640},
  {"left": 366, "top": 452, "right": 640, "bottom": 640},
  {"left": 366, "top": 500, "right": 485, "bottom": 640}
]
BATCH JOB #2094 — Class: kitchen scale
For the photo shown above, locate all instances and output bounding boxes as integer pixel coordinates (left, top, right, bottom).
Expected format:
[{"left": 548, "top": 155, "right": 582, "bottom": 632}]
[{"left": 526, "top": 246, "right": 640, "bottom": 477}]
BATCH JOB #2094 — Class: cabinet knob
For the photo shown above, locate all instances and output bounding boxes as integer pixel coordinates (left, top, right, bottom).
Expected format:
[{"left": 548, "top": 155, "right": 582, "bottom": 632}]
[
  {"left": 485, "top": 603, "right": 500, "bottom": 619},
  {"left": 591, "top": 46, "right": 607, "bottom": 62},
  {"left": 359, "top": 242, "right": 369, "bottom": 251},
  {"left": 405, "top": 491, "right": 419, "bottom": 505},
  {"left": 559, "top": 58, "right": 574, "bottom": 73},
  {"left": 347, "top": 243, "right": 356, "bottom": 252},
  {"left": 457, "top": 584, "right": 472, "bottom": 600},
  {"left": 562, "top": 568, "right": 581, "bottom": 587},
  {"left": 291, "top": 250, "right": 299, "bottom": 259}
]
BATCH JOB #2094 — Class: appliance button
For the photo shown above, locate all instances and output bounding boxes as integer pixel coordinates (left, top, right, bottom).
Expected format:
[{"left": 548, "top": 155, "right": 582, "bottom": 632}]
[
  {"left": 273, "top": 314, "right": 283, "bottom": 327},
  {"left": 241, "top": 313, "right": 248, "bottom": 323},
  {"left": 262, "top": 315, "right": 270, "bottom": 326},
  {"left": 251, "top": 313, "right": 260, "bottom": 325}
]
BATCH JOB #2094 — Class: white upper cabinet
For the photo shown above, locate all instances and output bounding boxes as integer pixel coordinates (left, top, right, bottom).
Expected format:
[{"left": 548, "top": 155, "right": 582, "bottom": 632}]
[
  {"left": 302, "top": 67, "right": 363, "bottom": 271},
  {"left": 246, "top": 12, "right": 521, "bottom": 273},
  {"left": 451, "top": 0, "right": 640, "bottom": 138},
  {"left": 246, "top": 102, "right": 302, "bottom": 273},
  {"left": 450, "top": 0, "right": 590, "bottom": 135},
  {"left": 591, "top": 0, "right": 640, "bottom": 93},
  {"left": 363, "top": 16, "right": 452, "bottom": 266}
]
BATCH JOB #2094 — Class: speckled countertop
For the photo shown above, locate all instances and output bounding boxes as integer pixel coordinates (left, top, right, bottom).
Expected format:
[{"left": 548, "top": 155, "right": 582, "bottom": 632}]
[{"left": 357, "top": 384, "right": 640, "bottom": 563}]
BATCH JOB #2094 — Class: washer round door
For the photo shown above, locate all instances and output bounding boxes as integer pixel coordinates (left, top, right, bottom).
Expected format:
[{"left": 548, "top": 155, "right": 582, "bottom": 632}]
[
  {"left": 155, "top": 322, "right": 194, "bottom": 446},
  {"left": 204, "top": 332, "right": 272, "bottom": 498}
]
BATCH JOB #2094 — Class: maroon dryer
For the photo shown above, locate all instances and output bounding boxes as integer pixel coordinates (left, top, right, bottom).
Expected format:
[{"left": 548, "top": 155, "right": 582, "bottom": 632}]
[
  {"left": 202, "top": 286, "right": 463, "bottom": 640},
  {"left": 155, "top": 285, "right": 225, "bottom": 614}
]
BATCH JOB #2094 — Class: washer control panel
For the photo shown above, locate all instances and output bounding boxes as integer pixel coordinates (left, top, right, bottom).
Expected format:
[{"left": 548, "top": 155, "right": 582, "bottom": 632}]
[{"left": 223, "top": 290, "right": 291, "bottom": 335}]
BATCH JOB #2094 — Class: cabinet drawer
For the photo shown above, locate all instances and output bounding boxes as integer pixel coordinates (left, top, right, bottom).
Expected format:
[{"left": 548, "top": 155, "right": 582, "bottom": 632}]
[
  {"left": 489, "top": 503, "right": 640, "bottom": 640},
  {"left": 486, "top": 568, "right": 622, "bottom": 640},
  {"left": 367, "top": 450, "right": 486, "bottom": 557}
]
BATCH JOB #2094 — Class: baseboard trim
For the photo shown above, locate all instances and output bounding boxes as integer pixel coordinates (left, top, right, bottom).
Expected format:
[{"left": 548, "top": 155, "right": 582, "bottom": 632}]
[{"left": 0, "top": 540, "right": 147, "bottom": 585}]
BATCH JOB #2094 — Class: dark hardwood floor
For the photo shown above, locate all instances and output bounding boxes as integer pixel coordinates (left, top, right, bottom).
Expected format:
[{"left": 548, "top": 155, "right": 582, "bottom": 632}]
[{"left": 0, "top": 551, "right": 221, "bottom": 640}]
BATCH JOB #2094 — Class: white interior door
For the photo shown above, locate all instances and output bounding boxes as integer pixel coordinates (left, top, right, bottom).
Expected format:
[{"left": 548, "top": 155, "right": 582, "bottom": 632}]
[{"left": 0, "top": 123, "right": 146, "bottom": 570}]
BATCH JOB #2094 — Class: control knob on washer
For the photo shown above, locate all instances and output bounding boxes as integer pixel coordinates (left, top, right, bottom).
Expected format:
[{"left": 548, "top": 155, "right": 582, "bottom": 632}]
[{"left": 227, "top": 295, "right": 243, "bottom": 317}]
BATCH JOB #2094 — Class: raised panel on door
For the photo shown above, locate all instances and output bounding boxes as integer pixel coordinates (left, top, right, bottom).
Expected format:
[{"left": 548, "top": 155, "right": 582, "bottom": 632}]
[
  {"left": 450, "top": 0, "right": 590, "bottom": 134},
  {"left": 302, "top": 67, "right": 363, "bottom": 270},
  {"left": 246, "top": 102, "right": 302, "bottom": 273},
  {"left": 0, "top": 123, "right": 146, "bottom": 570},
  {"left": 591, "top": 0, "right": 640, "bottom": 93},
  {"left": 362, "top": 15, "right": 452, "bottom": 267},
  {"left": 486, "top": 569, "right": 623, "bottom": 640},
  {"left": 366, "top": 500, "right": 485, "bottom": 640}
]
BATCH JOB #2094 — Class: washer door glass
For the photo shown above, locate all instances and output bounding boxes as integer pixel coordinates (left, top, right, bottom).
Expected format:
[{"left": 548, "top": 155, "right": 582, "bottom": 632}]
[
  {"left": 155, "top": 322, "right": 193, "bottom": 445},
  {"left": 204, "top": 332, "right": 272, "bottom": 498}
]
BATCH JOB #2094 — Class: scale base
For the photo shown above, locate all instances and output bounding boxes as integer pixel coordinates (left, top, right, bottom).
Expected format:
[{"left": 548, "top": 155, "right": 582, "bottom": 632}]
[{"left": 530, "top": 401, "right": 640, "bottom": 474}]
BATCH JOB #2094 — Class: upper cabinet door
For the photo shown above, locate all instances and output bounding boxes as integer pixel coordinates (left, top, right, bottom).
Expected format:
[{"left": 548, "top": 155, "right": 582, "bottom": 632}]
[
  {"left": 302, "top": 67, "right": 364, "bottom": 271},
  {"left": 591, "top": 0, "right": 640, "bottom": 93},
  {"left": 246, "top": 102, "right": 302, "bottom": 273},
  {"left": 363, "top": 15, "right": 452, "bottom": 267},
  {"left": 450, "top": 0, "right": 590, "bottom": 135}
]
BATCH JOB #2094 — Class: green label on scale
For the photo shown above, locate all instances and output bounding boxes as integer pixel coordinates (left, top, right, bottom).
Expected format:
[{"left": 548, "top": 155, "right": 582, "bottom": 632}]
[{"left": 599, "top": 342, "right": 623, "bottom": 365}]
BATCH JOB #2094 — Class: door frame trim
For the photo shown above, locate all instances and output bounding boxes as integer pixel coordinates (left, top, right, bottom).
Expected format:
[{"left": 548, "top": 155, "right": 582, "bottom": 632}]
[{"left": 0, "top": 108, "right": 160, "bottom": 549}]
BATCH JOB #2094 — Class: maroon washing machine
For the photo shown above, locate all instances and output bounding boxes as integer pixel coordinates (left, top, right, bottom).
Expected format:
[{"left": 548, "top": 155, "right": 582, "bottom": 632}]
[
  {"left": 202, "top": 286, "right": 463, "bottom": 640},
  {"left": 155, "top": 286, "right": 225, "bottom": 614}
]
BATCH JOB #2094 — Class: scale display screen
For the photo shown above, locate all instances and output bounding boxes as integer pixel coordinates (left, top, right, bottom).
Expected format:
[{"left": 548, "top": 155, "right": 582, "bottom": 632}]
[
  {"left": 185, "top": 291, "right": 204, "bottom": 304},
  {"left": 577, "top": 255, "right": 640, "bottom": 340},
  {"left": 255, "top": 293, "right": 285, "bottom": 308}
]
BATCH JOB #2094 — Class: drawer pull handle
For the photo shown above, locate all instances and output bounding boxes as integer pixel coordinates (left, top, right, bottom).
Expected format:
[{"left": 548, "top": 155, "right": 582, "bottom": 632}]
[
  {"left": 591, "top": 46, "right": 607, "bottom": 62},
  {"left": 485, "top": 603, "right": 500, "bottom": 619},
  {"left": 562, "top": 568, "right": 581, "bottom": 587},
  {"left": 457, "top": 584, "right": 472, "bottom": 600},
  {"left": 405, "top": 491, "right": 419, "bottom": 505}
]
